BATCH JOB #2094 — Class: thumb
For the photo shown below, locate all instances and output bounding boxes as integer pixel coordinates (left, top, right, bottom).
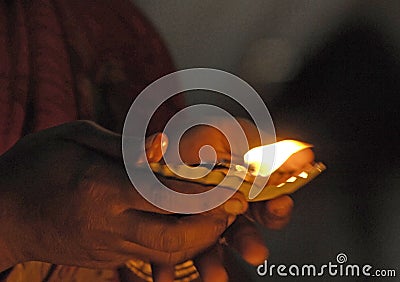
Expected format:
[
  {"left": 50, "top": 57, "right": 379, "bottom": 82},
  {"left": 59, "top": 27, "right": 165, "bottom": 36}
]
[
  {"left": 52, "top": 120, "right": 122, "bottom": 159},
  {"left": 136, "top": 133, "right": 168, "bottom": 164},
  {"left": 53, "top": 121, "right": 168, "bottom": 164}
]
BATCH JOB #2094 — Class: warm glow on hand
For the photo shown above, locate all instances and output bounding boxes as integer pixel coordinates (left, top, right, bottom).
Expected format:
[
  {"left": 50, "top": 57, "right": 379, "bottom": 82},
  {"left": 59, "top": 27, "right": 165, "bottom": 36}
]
[
  {"left": 267, "top": 147, "right": 315, "bottom": 185},
  {"left": 243, "top": 140, "right": 313, "bottom": 177}
]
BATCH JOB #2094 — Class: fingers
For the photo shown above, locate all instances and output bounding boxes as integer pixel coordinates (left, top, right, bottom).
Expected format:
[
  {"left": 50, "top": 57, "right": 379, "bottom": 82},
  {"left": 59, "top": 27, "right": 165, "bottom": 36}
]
[
  {"left": 250, "top": 195, "right": 294, "bottom": 230},
  {"left": 118, "top": 210, "right": 221, "bottom": 252},
  {"left": 116, "top": 209, "right": 229, "bottom": 253},
  {"left": 223, "top": 197, "right": 248, "bottom": 218},
  {"left": 151, "top": 263, "right": 175, "bottom": 282},
  {"left": 264, "top": 195, "right": 294, "bottom": 230},
  {"left": 119, "top": 166, "right": 249, "bottom": 213},
  {"left": 114, "top": 193, "right": 247, "bottom": 254},
  {"left": 268, "top": 148, "right": 315, "bottom": 184},
  {"left": 194, "top": 245, "right": 228, "bottom": 282},
  {"left": 282, "top": 148, "right": 315, "bottom": 172},
  {"left": 136, "top": 133, "right": 168, "bottom": 164},
  {"left": 119, "top": 174, "right": 241, "bottom": 214},
  {"left": 224, "top": 216, "right": 269, "bottom": 266}
]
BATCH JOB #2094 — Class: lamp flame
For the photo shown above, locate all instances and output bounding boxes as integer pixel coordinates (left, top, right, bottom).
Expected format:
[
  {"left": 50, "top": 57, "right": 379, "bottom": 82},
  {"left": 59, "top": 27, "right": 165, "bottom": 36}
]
[{"left": 243, "top": 140, "right": 312, "bottom": 177}]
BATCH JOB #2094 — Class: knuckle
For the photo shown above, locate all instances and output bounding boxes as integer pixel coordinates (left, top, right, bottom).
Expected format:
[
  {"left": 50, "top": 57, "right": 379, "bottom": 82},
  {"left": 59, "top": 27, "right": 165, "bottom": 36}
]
[
  {"left": 157, "top": 222, "right": 186, "bottom": 252},
  {"left": 163, "top": 250, "right": 189, "bottom": 265}
]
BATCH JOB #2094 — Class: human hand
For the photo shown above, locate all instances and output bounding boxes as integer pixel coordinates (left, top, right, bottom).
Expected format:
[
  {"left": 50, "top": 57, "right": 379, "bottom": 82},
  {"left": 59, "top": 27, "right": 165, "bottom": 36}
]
[
  {"left": 0, "top": 121, "right": 246, "bottom": 273},
  {"left": 152, "top": 117, "right": 315, "bottom": 281}
]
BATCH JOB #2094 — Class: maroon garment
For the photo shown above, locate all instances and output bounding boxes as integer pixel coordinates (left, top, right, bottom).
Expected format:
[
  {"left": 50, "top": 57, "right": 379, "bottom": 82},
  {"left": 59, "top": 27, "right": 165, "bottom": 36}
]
[
  {"left": 0, "top": 0, "right": 184, "bottom": 155},
  {"left": 1, "top": 0, "right": 185, "bottom": 281}
]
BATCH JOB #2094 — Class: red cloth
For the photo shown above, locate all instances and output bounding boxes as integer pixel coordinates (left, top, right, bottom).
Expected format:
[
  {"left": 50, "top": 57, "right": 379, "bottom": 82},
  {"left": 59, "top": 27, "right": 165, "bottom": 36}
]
[
  {"left": 0, "top": 0, "right": 184, "bottom": 155},
  {"left": 1, "top": 1, "right": 185, "bottom": 280}
]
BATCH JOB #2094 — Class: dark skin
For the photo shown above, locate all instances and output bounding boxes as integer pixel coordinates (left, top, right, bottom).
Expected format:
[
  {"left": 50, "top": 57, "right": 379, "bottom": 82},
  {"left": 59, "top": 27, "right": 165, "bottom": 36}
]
[
  {"left": 0, "top": 119, "right": 314, "bottom": 282},
  {"left": 0, "top": 121, "right": 240, "bottom": 272}
]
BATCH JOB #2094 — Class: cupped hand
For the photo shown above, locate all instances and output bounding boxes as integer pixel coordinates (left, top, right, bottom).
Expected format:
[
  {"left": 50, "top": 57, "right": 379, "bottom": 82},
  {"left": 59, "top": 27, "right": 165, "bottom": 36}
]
[
  {"left": 152, "top": 117, "right": 315, "bottom": 282},
  {"left": 0, "top": 121, "right": 246, "bottom": 273}
]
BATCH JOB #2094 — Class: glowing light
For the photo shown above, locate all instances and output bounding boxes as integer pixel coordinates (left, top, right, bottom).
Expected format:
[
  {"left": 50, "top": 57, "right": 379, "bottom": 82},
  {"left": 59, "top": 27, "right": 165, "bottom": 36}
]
[
  {"left": 286, "top": 176, "right": 297, "bottom": 183},
  {"left": 243, "top": 140, "right": 312, "bottom": 177},
  {"left": 235, "top": 164, "right": 247, "bottom": 172},
  {"left": 298, "top": 171, "right": 308, "bottom": 179}
]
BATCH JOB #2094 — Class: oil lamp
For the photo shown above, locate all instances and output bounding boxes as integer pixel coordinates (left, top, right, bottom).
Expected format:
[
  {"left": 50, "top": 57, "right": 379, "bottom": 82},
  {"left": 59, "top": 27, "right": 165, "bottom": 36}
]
[
  {"left": 127, "top": 140, "right": 326, "bottom": 281},
  {"left": 149, "top": 139, "right": 326, "bottom": 202}
]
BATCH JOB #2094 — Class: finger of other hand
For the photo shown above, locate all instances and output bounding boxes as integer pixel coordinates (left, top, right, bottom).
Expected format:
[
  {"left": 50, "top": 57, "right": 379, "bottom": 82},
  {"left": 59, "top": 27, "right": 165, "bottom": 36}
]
[
  {"left": 115, "top": 209, "right": 230, "bottom": 253},
  {"left": 194, "top": 245, "right": 228, "bottom": 282},
  {"left": 151, "top": 263, "right": 175, "bottom": 282},
  {"left": 251, "top": 195, "right": 294, "bottom": 230},
  {"left": 224, "top": 216, "right": 269, "bottom": 266}
]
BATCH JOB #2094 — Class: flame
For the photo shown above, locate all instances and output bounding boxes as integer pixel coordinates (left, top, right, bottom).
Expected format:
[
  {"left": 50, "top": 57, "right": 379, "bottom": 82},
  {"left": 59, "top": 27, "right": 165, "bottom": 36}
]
[{"left": 243, "top": 140, "right": 312, "bottom": 177}]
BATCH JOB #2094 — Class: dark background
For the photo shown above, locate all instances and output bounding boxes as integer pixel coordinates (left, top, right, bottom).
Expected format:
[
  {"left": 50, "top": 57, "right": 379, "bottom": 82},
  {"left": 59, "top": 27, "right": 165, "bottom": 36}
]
[
  {"left": 257, "top": 23, "right": 400, "bottom": 281},
  {"left": 135, "top": 2, "right": 399, "bottom": 281}
]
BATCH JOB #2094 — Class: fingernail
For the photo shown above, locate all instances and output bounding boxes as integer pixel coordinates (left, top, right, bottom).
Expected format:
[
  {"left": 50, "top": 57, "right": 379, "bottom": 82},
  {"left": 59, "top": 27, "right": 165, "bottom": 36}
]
[
  {"left": 160, "top": 133, "right": 168, "bottom": 154},
  {"left": 224, "top": 199, "right": 245, "bottom": 215}
]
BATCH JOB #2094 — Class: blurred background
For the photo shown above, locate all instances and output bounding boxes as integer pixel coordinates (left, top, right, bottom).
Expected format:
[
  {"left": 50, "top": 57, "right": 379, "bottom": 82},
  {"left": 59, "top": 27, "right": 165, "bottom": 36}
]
[{"left": 134, "top": 1, "right": 399, "bottom": 281}]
